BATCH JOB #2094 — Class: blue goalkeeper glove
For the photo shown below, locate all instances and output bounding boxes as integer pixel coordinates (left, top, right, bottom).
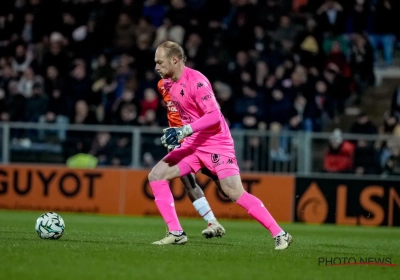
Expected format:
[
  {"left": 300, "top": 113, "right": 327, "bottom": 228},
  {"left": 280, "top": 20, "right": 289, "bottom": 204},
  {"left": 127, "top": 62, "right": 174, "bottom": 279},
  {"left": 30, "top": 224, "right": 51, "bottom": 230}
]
[{"left": 161, "top": 125, "right": 193, "bottom": 148}]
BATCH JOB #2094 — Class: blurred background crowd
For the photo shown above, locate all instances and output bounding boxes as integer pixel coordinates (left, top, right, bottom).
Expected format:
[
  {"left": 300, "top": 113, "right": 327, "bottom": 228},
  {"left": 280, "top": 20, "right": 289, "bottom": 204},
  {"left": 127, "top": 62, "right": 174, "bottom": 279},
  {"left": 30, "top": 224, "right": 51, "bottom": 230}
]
[{"left": 0, "top": 0, "right": 400, "bottom": 175}]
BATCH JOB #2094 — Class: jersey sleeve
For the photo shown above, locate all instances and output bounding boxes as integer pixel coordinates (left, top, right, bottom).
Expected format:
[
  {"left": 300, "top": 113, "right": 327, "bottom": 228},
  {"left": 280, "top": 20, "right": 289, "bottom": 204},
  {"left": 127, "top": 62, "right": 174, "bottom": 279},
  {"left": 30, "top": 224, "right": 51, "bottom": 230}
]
[
  {"left": 193, "top": 81, "right": 220, "bottom": 114},
  {"left": 157, "top": 80, "right": 164, "bottom": 96}
]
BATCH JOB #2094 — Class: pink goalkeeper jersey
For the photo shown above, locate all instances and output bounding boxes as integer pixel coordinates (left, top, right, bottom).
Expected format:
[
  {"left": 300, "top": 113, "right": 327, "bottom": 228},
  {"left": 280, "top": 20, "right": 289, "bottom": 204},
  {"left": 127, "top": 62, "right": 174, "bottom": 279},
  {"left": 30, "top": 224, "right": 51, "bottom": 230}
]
[{"left": 166, "top": 66, "right": 235, "bottom": 156}]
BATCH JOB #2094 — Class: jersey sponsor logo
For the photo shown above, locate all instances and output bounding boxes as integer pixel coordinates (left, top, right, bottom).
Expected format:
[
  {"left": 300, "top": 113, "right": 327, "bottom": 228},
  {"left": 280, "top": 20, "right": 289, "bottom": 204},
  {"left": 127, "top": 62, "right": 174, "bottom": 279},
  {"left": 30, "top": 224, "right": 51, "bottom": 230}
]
[
  {"left": 166, "top": 101, "right": 178, "bottom": 112},
  {"left": 227, "top": 158, "right": 233, "bottom": 164},
  {"left": 172, "top": 100, "right": 192, "bottom": 122},
  {"left": 201, "top": 94, "right": 212, "bottom": 101}
]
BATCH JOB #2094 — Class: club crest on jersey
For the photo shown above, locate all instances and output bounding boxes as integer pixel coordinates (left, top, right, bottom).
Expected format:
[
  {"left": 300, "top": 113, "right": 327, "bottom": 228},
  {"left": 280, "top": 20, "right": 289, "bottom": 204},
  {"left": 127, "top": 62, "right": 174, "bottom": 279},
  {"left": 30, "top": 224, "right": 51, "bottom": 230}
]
[
  {"left": 197, "top": 82, "right": 203, "bottom": 89},
  {"left": 211, "top": 154, "right": 220, "bottom": 163}
]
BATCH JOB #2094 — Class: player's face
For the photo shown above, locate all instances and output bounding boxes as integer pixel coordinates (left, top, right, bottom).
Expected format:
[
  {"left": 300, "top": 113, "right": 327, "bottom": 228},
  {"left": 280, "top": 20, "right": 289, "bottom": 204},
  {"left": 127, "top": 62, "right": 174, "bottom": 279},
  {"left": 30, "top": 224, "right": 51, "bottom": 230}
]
[{"left": 155, "top": 48, "right": 174, "bottom": 79}]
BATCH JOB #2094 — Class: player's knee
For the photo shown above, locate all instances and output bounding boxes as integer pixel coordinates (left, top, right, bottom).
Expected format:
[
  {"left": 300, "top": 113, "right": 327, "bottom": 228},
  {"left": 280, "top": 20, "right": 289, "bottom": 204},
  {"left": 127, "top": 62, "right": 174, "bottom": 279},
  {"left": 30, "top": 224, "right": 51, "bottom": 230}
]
[
  {"left": 222, "top": 187, "right": 243, "bottom": 202},
  {"left": 219, "top": 175, "right": 244, "bottom": 202},
  {"left": 148, "top": 166, "right": 165, "bottom": 182},
  {"left": 227, "top": 190, "right": 243, "bottom": 202},
  {"left": 149, "top": 161, "right": 180, "bottom": 181}
]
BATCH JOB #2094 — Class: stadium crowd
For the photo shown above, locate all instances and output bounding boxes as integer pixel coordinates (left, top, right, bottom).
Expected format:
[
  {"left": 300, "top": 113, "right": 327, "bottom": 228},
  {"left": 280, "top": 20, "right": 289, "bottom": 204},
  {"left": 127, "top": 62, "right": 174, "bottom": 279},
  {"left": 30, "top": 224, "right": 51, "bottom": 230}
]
[{"left": 0, "top": 0, "right": 400, "bottom": 173}]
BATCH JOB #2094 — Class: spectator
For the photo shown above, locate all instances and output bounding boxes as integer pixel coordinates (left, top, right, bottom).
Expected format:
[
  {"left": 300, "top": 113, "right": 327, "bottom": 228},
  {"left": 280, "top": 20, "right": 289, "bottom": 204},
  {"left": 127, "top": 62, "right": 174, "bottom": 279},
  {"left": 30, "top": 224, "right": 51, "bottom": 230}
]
[
  {"left": 323, "top": 129, "right": 355, "bottom": 173},
  {"left": 167, "top": 0, "right": 192, "bottom": 27},
  {"left": 41, "top": 37, "right": 69, "bottom": 76},
  {"left": 346, "top": 0, "right": 372, "bottom": 35},
  {"left": 17, "top": 67, "right": 43, "bottom": 98},
  {"left": 322, "top": 64, "right": 349, "bottom": 114},
  {"left": 0, "top": 64, "right": 17, "bottom": 96},
  {"left": 139, "top": 88, "right": 158, "bottom": 118},
  {"left": 113, "top": 13, "right": 136, "bottom": 54},
  {"left": 152, "top": 16, "right": 185, "bottom": 47},
  {"left": 114, "top": 54, "right": 134, "bottom": 99},
  {"left": 138, "top": 109, "right": 159, "bottom": 126},
  {"left": 349, "top": 34, "right": 375, "bottom": 103},
  {"left": 184, "top": 32, "right": 206, "bottom": 68},
  {"left": 369, "top": 0, "right": 396, "bottom": 66},
  {"left": 24, "top": 82, "right": 48, "bottom": 140},
  {"left": 295, "top": 18, "right": 323, "bottom": 68},
  {"left": 349, "top": 111, "right": 378, "bottom": 135},
  {"left": 391, "top": 84, "right": 400, "bottom": 115},
  {"left": 264, "top": 88, "right": 292, "bottom": 128},
  {"left": 7, "top": 80, "right": 26, "bottom": 140},
  {"left": 214, "top": 81, "right": 235, "bottom": 126},
  {"left": 111, "top": 135, "right": 132, "bottom": 166},
  {"left": 252, "top": 25, "right": 271, "bottom": 61},
  {"left": 0, "top": 88, "right": 9, "bottom": 122},
  {"left": 11, "top": 44, "right": 39, "bottom": 75},
  {"left": 316, "top": 0, "right": 346, "bottom": 36},
  {"left": 115, "top": 103, "right": 139, "bottom": 126},
  {"left": 44, "top": 65, "right": 66, "bottom": 98},
  {"left": 141, "top": 0, "right": 166, "bottom": 28},
  {"left": 7, "top": 80, "right": 26, "bottom": 122},
  {"left": 375, "top": 111, "right": 400, "bottom": 168},
  {"left": 289, "top": 94, "right": 321, "bottom": 132},
  {"left": 256, "top": 0, "right": 282, "bottom": 31},
  {"left": 68, "top": 61, "right": 92, "bottom": 105},
  {"left": 308, "top": 80, "right": 336, "bottom": 131},
  {"left": 112, "top": 88, "right": 140, "bottom": 123},
  {"left": 134, "top": 16, "right": 155, "bottom": 41},
  {"left": 353, "top": 139, "right": 381, "bottom": 175},
  {"left": 375, "top": 111, "right": 400, "bottom": 149},
  {"left": 63, "top": 100, "right": 98, "bottom": 160},
  {"left": 59, "top": 12, "right": 78, "bottom": 45},
  {"left": 90, "top": 132, "right": 113, "bottom": 166},
  {"left": 132, "top": 33, "right": 154, "bottom": 79},
  {"left": 271, "top": 15, "right": 299, "bottom": 50},
  {"left": 326, "top": 41, "right": 351, "bottom": 80},
  {"left": 25, "top": 82, "right": 48, "bottom": 123},
  {"left": 38, "top": 88, "right": 69, "bottom": 142},
  {"left": 0, "top": 16, "right": 12, "bottom": 56},
  {"left": 92, "top": 54, "right": 114, "bottom": 83},
  {"left": 223, "top": 0, "right": 258, "bottom": 53},
  {"left": 383, "top": 147, "right": 400, "bottom": 175}
]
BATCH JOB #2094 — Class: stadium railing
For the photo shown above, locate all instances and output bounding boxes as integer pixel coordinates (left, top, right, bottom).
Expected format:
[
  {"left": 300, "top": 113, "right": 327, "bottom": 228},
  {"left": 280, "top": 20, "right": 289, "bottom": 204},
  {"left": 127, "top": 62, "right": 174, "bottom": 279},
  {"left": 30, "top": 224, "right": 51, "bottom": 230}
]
[{"left": 0, "top": 122, "right": 399, "bottom": 180}]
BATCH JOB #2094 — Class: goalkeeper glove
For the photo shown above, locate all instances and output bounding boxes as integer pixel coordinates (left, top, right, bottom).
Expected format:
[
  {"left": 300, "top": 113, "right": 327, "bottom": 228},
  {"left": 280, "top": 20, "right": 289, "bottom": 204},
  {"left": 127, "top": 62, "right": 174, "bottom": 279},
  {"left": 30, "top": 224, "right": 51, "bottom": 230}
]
[{"left": 160, "top": 125, "right": 193, "bottom": 148}]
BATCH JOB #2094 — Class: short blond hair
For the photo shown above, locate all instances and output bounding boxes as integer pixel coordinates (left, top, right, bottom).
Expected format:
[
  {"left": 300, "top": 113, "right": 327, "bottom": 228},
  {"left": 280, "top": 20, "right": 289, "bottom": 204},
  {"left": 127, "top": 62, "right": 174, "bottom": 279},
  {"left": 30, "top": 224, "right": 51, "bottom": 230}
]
[{"left": 158, "top": 41, "right": 186, "bottom": 63}]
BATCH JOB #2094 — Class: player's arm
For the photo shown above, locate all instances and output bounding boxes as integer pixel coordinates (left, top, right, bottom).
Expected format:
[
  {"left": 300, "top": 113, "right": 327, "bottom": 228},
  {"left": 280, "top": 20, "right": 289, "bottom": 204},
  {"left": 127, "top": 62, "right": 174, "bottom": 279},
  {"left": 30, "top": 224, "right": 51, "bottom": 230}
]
[{"left": 161, "top": 82, "right": 221, "bottom": 147}]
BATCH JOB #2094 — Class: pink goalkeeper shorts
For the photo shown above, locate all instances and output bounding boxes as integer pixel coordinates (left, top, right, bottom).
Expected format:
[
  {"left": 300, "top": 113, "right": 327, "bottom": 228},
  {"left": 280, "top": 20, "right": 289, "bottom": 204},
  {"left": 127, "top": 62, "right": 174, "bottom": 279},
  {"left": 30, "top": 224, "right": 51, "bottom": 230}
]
[{"left": 164, "top": 146, "right": 240, "bottom": 180}]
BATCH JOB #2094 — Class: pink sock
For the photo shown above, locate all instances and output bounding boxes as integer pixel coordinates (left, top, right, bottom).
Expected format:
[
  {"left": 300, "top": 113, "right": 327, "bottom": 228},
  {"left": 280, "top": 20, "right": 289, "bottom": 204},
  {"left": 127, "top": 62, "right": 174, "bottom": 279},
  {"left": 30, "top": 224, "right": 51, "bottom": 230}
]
[
  {"left": 236, "top": 191, "right": 282, "bottom": 237},
  {"left": 149, "top": 180, "right": 182, "bottom": 232}
]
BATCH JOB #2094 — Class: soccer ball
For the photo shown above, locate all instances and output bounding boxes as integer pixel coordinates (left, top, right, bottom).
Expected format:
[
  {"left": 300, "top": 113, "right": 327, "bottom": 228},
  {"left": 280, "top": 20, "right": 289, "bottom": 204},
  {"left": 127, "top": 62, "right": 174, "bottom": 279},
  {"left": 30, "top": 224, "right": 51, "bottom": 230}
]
[{"left": 35, "top": 212, "right": 65, "bottom": 239}]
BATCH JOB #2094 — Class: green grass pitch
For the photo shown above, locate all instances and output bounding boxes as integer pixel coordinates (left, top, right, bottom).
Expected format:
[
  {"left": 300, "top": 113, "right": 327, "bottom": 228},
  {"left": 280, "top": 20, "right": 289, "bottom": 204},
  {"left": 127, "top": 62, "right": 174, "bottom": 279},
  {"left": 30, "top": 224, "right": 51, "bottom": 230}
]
[{"left": 0, "top": 210, "right": 399, "bottom": 280}]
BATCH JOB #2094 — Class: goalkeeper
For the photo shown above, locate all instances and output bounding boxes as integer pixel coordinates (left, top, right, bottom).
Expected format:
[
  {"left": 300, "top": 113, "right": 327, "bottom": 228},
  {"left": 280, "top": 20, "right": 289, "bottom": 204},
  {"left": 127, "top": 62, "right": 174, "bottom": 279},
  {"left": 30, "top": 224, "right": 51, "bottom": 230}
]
[{"left": 156, "top": 79, "right": 226, "bottom": 239}]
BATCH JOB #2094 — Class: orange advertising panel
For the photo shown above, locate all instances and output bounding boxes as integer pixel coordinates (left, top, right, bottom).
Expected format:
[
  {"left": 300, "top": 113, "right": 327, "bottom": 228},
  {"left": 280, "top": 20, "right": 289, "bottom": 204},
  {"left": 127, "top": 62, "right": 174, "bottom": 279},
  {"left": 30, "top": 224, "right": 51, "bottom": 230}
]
[
  {"left": 124, "top": 171, "right": 294, "bottom": 222},
  {"left": 0, "top": 165, "right": 294, "bottom": 222},
  {"left": 0, "top": 165, "right": 122, "bottom": 214}
]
